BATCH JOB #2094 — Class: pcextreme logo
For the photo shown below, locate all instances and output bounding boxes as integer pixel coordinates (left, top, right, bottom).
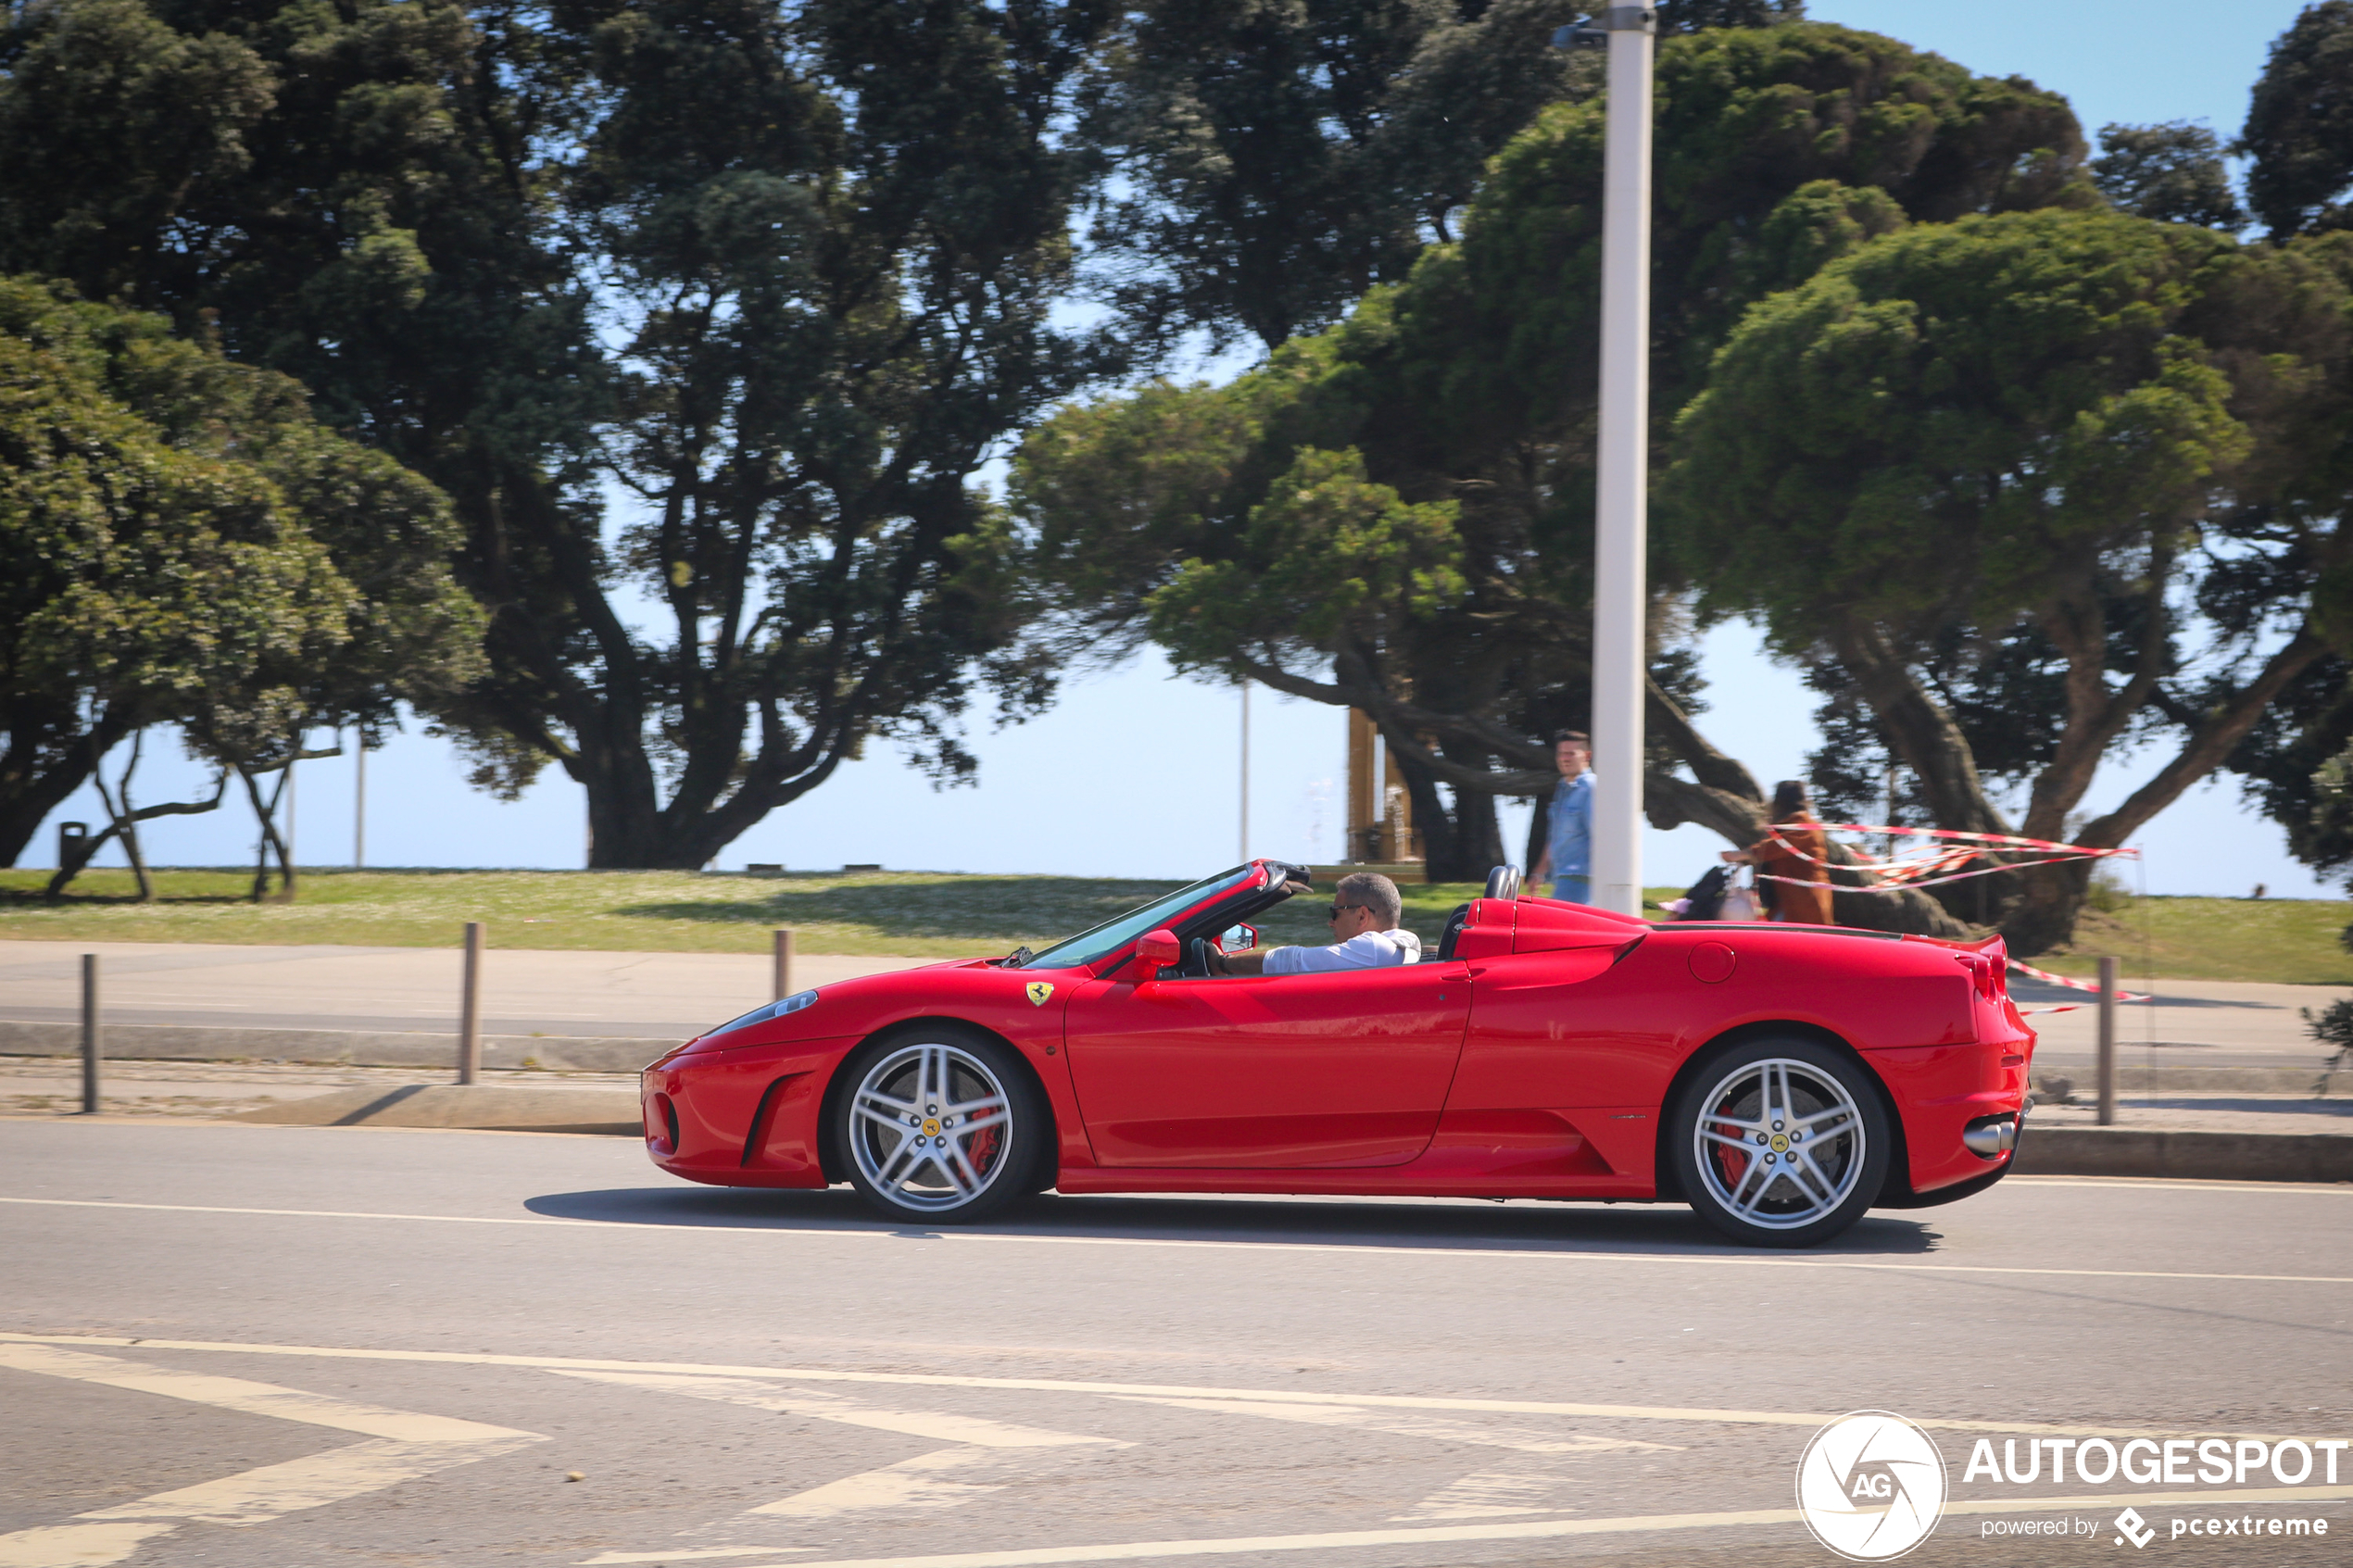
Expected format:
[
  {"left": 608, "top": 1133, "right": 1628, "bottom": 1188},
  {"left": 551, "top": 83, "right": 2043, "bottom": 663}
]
[{"left": 1796, "top": 1411, "right": 1950, "bottom": 1562}]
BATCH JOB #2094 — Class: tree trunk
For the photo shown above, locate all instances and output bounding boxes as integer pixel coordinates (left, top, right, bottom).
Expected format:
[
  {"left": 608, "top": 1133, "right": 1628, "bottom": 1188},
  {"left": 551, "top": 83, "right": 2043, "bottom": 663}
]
[
  {"left": 1997, "top": 625, "right": 2326, "bottom": 956},
  {"left": 0, "top": 703, "right": 138, "bottom": 868},
  {"left": 236, "top": 764, "right": 298, "bottom": 903},
  {"left": 1830, "top": 622, "right": 2010, "bottom": 834}
]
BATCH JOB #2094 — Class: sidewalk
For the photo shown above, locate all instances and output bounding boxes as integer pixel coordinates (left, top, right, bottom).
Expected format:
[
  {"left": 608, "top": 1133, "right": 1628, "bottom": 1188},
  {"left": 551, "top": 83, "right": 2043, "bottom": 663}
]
[
  {"left": 0, "top": 939, "right": 936, "bottom": 1071},
  {"left": 2010, "top": 974, "right": 2350, "bottom": 1073}
]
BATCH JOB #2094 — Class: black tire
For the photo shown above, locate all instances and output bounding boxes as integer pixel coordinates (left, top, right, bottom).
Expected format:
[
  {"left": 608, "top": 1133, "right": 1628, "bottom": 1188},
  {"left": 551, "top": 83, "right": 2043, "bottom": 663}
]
[
  {"left": 1668, "top": 1035, "right": 1891, "bottom": 1248},
  {"left": 834, "top": 1024, "right": 1049, "bottom": 1224}
]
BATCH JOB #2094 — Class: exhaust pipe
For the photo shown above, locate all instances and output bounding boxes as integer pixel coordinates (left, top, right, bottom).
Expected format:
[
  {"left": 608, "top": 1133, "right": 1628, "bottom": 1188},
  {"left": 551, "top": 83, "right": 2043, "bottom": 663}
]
[{"left": 1962, "top": 1116, "right": 2017, "bottom": 1160}]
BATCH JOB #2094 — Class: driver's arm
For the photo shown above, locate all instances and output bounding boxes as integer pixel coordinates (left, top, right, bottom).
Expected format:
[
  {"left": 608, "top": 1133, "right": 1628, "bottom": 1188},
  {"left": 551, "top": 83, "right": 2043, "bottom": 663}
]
[{"left": 1210, "top": 947, "right": 1275, "bottom": 975}]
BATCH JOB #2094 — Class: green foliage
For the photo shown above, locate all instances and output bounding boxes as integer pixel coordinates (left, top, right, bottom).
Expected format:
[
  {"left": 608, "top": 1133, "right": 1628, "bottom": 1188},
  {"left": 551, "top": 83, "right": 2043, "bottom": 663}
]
[
  {"left": 0, "top": 277, "right": 480, "bottom": 867},
  {"left": 1023, "top": 22, "right": 2093, "bottom": 875},
  {"left": 2093, "top": 121, "right": 2246, "bottom": 230},
  {"left": 1143, "top": 445, "right": 1466, "bottom": 669},
  {"left": 2242, "top": 0, "right": 2353, "bottom": 237},
  {"left": 1668, "top": 209, "right": 2249, "bottom": 638},
  {"left": 0, "top": 0, "right": 1124, "bottom": 870},
  {"left": 1078, "top": 0, "right": 1807, "bottom": 358},
  {"left": 2301, "top": 994, "right": 2353, "bottom": 1091}
]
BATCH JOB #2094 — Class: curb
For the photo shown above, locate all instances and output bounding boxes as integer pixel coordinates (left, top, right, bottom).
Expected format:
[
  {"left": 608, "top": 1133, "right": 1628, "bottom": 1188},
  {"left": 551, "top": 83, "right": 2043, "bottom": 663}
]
[
  {"left": 232, "top": 1084, "right": 643, "bottom": 1136},
  {"left": 2012, "top": 1126, "right": 2353, "bottom": 1184},
  {"left": 0, "top": 1020, "right": 670, "bottom": 1074}
]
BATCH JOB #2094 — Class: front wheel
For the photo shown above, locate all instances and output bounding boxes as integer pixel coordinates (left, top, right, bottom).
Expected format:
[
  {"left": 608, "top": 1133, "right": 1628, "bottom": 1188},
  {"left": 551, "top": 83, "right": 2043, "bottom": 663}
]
[
  {"left": 1668, "top": 1037, "right": 1890, "bottom": 1248},
  {"left": 835, "top": 1026, "right": 1047, "bottom": 1223}
]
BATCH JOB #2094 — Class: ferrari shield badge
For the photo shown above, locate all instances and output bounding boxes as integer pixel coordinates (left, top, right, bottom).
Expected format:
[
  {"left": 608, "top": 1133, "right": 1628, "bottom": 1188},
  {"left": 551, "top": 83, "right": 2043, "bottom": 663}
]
[{"left": 1025, "top": 981, "right": 1054, "bottom": 1007}]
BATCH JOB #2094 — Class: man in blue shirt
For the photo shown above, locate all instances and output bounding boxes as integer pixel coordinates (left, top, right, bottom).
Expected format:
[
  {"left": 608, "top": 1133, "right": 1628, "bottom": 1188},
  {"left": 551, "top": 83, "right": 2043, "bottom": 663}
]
[{"left": 1529, "top": 730, "right": 1593, "bottom": 903}]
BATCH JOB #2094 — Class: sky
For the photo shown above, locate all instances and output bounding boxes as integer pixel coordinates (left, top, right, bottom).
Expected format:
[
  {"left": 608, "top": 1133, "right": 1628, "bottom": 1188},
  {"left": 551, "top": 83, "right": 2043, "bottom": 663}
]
[{"left": 22, "top": 0, "right": 2343, "bottom": 898}]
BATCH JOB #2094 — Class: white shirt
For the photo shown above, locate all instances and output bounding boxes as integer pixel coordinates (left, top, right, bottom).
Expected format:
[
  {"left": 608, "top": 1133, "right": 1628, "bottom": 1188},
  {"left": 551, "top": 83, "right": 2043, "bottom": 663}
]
[{"left": 1263, "top": 928, "right": 1424, "bottom": 974}]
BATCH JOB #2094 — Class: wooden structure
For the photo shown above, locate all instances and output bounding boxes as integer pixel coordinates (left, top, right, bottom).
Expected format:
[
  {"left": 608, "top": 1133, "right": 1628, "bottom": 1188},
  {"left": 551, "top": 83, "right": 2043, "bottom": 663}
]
[{"left": 1345, "top": 709, "right": 1421, "bottom": 865}]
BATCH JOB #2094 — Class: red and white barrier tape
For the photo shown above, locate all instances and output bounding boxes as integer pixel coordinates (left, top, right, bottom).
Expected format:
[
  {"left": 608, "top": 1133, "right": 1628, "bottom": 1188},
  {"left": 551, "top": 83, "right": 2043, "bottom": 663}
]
[
  {"left": 2007, "top": 957, "right": 2149, "bottom": 1003},
  {"left": 1809, "top": 822, "right": 2141, "bottom": 858},
  {"left": 1738, "top": 819, "right": 2139, "bottom": 895}
]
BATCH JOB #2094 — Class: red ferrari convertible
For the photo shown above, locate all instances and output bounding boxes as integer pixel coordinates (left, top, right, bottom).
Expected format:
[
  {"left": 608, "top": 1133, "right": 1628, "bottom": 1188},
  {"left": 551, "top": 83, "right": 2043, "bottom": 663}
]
[{"left": 641, "top": 861, "right": 2032, "bottom": 1247}]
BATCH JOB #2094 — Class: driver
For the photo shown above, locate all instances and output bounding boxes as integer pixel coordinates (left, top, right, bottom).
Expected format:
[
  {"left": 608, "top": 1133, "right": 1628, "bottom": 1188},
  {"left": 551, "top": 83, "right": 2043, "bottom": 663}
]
[{"left": 1210, "top": 872, "right": 1422, "bottom": 974}]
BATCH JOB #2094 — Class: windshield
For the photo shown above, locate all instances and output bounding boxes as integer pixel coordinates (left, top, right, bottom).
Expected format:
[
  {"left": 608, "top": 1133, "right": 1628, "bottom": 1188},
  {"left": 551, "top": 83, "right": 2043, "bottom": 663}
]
[{"left": 1014, "top": 865, "right": 1262, "bottom": 970}]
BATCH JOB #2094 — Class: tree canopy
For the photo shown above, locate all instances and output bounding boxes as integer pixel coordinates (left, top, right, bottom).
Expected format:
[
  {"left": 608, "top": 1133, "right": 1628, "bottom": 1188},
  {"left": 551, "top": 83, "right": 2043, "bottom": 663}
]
[
  {"left": 1076, "top": 0, "right": 1805, "bottom": 359},
  {"left": 0, "top": 276, "right": 481, "bottom": 876},
  {"left": 1021, "top": 20, "right": 2093, "bottom": 882},
  {"left": 0, "top": 0, "right": 1118, "bottom": 869},
  {"left": 1667, "top": 210, "right": 2353, "bottom": 948}
]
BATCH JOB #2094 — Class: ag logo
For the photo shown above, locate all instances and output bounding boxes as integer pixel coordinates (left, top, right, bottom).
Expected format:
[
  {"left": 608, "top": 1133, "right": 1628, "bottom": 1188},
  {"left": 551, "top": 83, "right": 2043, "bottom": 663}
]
[
  {"left": 1025, "top": 982, "right": 1054, "bottom": 1007},
  {"left": 1795, "top": 1410, "right": 1947, "bottom": 1562}
]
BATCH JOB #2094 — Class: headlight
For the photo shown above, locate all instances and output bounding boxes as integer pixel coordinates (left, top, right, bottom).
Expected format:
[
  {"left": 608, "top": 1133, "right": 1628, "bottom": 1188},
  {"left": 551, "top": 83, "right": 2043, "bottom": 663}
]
[{"left": 705, "top": 988, "right": 819, "bottom": 1039}]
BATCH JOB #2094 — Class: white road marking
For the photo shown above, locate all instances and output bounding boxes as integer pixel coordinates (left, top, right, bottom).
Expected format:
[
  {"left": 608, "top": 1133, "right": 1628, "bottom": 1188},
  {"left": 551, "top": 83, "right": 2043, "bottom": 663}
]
[
  {"left": 0, "top": 1521, "right": 176, "bottom": 1568},
  {"left": 0, "top": 1333, "right": 2318, "bottom": 1442},
  {"left": 73, "top": 1436, "right": 545, "bottom": 1525},
  {"left": 751, "top": 1448, "right": 1007, "bottom": 1520},
  {"left": 585, "top": 1485, "right": 2353, "bottom": 1568},
  {"left": 4, "top": 1195, "right": 2347, "bottom": 1286},
  {"left": 2004, "top": 1175, "right": 2353, "bottom": 1195},
  {"left": 0, "top": 1343, "right": 544, "bottom": 1568},
  {"left": 579, "top": 1552, "right": 813, "bottom": 1564},
  {"left": 1108, "top": 1397, "right": 1674, "bottom": 1455},
  {"left": 0, "top": 1341, "right": 528, "bottom": 1441},
  {"left": 550, "top": 1370, "right": 1122, "bottom": 1448},
  {"left": 1390, "top": 1471, "right": 1566, "bottom": 1520}
]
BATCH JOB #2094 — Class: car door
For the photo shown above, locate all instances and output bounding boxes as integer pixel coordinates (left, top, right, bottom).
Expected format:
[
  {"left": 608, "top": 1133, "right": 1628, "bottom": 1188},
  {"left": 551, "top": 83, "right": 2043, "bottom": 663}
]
[{"left": 1063, "top": 962, "right": 1472, "bottom": 1168}]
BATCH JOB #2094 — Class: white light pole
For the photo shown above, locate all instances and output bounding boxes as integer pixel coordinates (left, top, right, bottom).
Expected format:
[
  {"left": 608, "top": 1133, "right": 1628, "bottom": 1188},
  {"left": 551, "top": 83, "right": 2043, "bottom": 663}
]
[
  {"left": 1559, "top": 6, "right": 1655, "bottom": 915},
  {"left": 1238, "top": 679, "right": 1252, "bottom": 861}
]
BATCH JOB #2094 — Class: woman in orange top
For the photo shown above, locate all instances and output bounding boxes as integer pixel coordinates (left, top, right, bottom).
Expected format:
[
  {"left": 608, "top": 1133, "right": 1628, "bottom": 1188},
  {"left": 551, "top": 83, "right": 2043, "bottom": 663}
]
[{"left": 1721, "top": 780, "right": 1834, "bottom": 924}]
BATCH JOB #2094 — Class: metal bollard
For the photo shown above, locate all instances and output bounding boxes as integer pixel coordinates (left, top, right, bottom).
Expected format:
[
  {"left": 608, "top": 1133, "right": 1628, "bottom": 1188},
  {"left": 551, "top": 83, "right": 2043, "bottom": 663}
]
[
  {"left": 459, "top": 922, "right": 484, "bottom": 1085},
  {"left": 774, "top": 928, "right": 795, "bottom": 1003},
  {"left": 81, "top": 953, "right": 101, "bottom": 1114},
  {"left": 2096, "top": 954, "right": 2117, "bottom": 1126}
]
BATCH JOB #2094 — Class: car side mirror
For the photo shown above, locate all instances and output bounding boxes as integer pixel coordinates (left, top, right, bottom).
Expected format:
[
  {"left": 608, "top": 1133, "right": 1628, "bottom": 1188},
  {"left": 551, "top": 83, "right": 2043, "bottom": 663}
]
[
  {"left": 1122, "top": 927, "right": 1181, "bottom": 983},
  {"left": 1217, "top": 922, "right": 1257, "bottom": 954}
]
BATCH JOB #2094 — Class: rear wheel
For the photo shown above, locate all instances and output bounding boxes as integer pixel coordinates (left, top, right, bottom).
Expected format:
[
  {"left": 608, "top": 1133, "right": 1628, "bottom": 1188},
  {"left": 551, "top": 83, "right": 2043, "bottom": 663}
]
[
  {"left": 836, "top": 1026, "right": 1046, "bottom": 1223},
  {"left": 1669, "top": 1037, "right": 1889, "bottom": 1248}
]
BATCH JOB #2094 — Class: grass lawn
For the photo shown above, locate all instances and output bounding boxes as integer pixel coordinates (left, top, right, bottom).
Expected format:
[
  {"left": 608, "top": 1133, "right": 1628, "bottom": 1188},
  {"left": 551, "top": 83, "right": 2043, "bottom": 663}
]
[
  {"left": 3, "top": 867, "right": 2346, "bottom": 984},
  {"left": 0, "top": 866, "right": 1503, "bottom": 958},
  {"left": 2028, "top": 897, "right": 2353, "bottom": 985}
]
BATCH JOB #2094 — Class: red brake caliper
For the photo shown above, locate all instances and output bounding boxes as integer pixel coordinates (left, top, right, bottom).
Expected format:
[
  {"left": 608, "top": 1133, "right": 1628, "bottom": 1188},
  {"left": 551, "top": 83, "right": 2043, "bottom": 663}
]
[{"left": 1708, "top": 1113, "right": 1748, "bottom": 1189}]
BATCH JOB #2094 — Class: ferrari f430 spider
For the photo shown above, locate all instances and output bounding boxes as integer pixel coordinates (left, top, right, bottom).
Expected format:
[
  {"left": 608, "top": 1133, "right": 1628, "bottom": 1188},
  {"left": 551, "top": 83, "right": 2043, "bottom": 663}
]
[{"left": 640, "top": 861, "right": 2032, "bottom": 1246}]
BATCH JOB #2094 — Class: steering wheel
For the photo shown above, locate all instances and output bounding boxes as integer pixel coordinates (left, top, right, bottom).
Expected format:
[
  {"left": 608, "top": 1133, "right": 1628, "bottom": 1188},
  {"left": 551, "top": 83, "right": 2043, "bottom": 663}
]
[{"left": 1177, "top": 936, "right": 1217, "bottom": 978}]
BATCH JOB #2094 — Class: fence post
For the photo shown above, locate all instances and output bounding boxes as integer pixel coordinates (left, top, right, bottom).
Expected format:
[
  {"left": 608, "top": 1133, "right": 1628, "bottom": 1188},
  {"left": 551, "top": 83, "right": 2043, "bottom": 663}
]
[
  {"left": 459, "top": 922, "right": 484, "bottom": 1085},
  {"left": 774, "top": 928, "right": 795, "bottom": 1003},
  {"left": 81, "top": 953, "right": 101, "bottom": 1114},
  {"left": 2095, "top": 954, "right": 2117, "bottom": 1126}
]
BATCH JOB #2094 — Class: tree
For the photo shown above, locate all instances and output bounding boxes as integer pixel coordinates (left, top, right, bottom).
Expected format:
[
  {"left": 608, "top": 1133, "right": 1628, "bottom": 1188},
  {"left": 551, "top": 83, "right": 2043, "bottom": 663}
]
[
  {"left": 1022, "top": 22, "right": 2091, "bottom": 886},
  {"left": 1665, "top": 210, "right": 2353, "bottom": 952},
  {"left": 0, "top": 0, "right": 1122, "bottom": 869},
  {"left": 0, "top": 277, "right": 480, "bottom": 887},
  {"left": 2242, "top": 0, "right": 2353, "bottom": 237},
  {"left": 1076, "top": 0, "right": 1802, "bottom": 358},
  {"left": 2093, "top": 121, "right": 2246, "bottom": 229}
]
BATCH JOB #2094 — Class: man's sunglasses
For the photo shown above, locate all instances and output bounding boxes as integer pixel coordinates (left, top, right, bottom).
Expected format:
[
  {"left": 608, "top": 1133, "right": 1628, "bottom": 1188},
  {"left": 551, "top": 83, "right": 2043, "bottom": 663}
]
[{"left": 1326, "top": 902, "right": 1366, "bottom": 918}]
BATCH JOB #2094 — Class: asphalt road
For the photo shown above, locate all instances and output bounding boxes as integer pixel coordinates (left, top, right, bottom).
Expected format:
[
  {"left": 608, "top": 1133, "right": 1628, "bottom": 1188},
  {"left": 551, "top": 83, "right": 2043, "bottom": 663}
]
[{"left": 2, "top": 1120, "right": 2349, "bottom": 1568}]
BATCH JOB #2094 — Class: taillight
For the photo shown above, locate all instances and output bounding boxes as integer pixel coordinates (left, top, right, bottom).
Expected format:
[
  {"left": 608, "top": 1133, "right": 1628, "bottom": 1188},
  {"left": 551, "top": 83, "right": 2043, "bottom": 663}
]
[{"left": 1955, "top": 951, "right": 2000, "bottom": 1000}]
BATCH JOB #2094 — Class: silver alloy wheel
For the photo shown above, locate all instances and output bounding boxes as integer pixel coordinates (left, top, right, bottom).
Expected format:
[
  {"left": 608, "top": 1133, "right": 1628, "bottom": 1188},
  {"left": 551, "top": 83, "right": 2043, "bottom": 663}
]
[
  {"left": 1691, "top": 1056, "right": 1866, "bottom": 1232},
  {"left": 847, "top": 1040, "right": 1016, "bottom": 1213}
]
